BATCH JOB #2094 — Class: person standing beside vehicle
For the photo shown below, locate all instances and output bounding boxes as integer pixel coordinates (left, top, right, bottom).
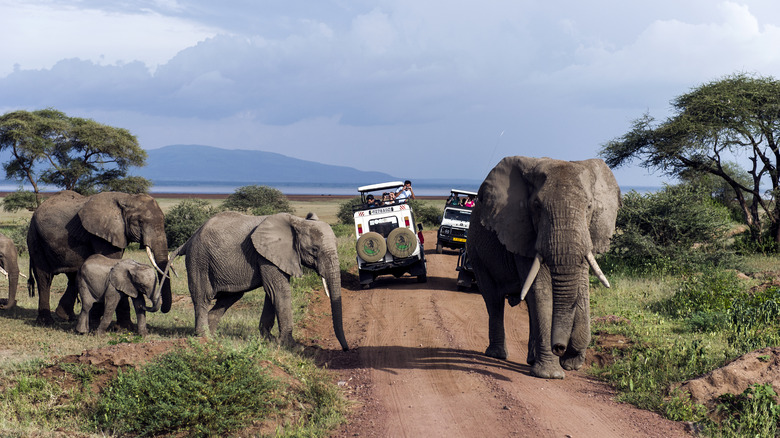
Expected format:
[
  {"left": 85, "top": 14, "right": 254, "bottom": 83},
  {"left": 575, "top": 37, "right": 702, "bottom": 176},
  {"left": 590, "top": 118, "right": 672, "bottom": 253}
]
[{"left": 395, "top": 180, "right": 415, "bottom": 202}]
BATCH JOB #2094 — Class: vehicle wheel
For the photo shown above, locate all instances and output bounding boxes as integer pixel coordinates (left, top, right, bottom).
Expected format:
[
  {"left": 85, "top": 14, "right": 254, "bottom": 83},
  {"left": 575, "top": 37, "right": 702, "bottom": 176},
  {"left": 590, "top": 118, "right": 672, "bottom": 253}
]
[
  {"left": 356, "top": 232, "right": 386, "bottom": 262},
  {"left": 387, "top": 228, "right": 418, "bottom": 258},
  {"left": 417, "top": 274, "right": 427, "bottom": 283},
  {"left": 436, "top": 242, "right": 443, "bottom": 254}
]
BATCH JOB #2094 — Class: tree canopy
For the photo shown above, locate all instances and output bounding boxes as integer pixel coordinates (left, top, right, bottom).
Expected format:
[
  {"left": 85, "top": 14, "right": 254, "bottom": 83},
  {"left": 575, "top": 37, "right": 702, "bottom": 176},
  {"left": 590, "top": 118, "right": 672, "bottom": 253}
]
[
  {"left": 600, "top": 73, "right": 780, "bottom": 245},
  {"left": 0, "top": 109, "right": 150, "bottom": 204}
]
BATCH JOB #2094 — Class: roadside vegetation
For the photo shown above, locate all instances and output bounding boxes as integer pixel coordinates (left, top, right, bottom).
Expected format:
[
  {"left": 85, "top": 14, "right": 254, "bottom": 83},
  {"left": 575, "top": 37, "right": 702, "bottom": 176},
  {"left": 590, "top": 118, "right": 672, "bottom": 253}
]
[
  {"left": 0, "top": 197, "right": 354, "bottom": 437},
  {"left": 596, "top": 73, "right": 780, "bottom": 436}
]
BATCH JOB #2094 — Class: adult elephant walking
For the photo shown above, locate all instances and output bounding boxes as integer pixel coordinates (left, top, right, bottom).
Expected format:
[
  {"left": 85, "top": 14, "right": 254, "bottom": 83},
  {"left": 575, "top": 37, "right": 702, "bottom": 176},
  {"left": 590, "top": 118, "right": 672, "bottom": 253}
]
[
  {"left": 467, "top": 156, "right": 620, "bottom": 379},
  {"left": 27, "top": 191, "right": 172, "bottom": 325},
  {"left": 163, "top": 211, "right": 348, "bottom": 351}
]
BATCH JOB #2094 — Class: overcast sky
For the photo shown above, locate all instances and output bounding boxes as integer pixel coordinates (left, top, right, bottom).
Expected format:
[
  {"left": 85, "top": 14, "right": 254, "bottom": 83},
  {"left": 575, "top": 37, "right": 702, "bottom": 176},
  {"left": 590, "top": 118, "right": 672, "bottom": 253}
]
[{"left": 2, "top": 1, "right": 780, "bottom": 186}]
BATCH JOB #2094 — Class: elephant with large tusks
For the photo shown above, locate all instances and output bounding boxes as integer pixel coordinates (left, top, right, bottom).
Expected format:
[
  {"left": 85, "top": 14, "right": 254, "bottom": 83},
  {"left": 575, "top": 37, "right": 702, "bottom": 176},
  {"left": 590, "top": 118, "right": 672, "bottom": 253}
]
[
  {"left": 159, "top": 211, "right": 349, "bottom": 351},
  {"left": 467, "top": 156, "right": 620, "bottom": 379},
  {"left": 27, "top": 191, "right": 172, "bottom": 326}
]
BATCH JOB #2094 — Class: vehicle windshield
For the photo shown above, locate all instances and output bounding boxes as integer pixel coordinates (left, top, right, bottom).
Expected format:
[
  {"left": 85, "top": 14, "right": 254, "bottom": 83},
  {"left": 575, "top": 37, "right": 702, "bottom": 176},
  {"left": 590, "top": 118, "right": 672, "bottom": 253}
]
[
  {"left": 444, "top": 208, "right": 471, "bottom": 222},
  {"left": 369, "top": 216, "right": 399, "bottom": 237}
]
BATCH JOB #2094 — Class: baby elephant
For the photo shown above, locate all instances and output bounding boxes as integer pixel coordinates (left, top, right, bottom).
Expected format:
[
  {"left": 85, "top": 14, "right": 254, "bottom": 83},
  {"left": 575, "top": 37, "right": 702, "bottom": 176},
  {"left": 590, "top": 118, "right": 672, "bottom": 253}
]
[{"left": 76, "top": 255, "right": 161, "bottom": 336}]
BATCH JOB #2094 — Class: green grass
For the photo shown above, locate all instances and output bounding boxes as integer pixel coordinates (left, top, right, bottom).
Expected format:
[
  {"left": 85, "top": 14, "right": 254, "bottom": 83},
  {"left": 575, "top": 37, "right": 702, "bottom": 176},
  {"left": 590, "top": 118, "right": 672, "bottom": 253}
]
[
  {"left": 590, "top": 255, "right": 780, "bottom": 434},
  {"left": 0, "top": 196, "right": 357, "bottom": 436}
]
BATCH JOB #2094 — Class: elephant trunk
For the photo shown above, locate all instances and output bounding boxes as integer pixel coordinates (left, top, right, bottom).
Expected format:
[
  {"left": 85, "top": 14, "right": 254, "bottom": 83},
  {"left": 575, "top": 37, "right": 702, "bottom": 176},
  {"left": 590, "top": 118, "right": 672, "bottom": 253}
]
[
  {"left": 548, "top": 260, "right": 588, "bottom": 357},
  {"left": 145, "top": 278, "right": 162, "bottom": 313},
  {"left": 321, "top": 255, "right": 348, "bottom": 351}
]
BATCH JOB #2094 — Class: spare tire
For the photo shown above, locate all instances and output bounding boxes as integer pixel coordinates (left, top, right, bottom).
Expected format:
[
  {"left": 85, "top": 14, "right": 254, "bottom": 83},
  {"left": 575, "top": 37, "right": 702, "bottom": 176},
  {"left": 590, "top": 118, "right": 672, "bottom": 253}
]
[
  {"left": 356, "top": 232, "right": 386, "bottom": 262},
  {"left": 387, "top": 227, "right": 418, "bottom": 258}
]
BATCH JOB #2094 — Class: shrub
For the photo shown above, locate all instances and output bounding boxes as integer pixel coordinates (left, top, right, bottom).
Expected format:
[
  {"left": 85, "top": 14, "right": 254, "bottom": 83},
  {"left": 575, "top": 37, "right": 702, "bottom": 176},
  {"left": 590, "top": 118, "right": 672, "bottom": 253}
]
[
  {"left": 406, "top": 199, "right": 442, "bottom": 228},
  {"left": 711, "top": 383, "right": 780, "bottom": 437},
  {"left": 1, "top": 218, "right": 30, "bottom": 254},
  {"left": 2, "top": 190, "right": 38, "bottom": 212},
  {"left": 606, "top": 184, "right": 734, "bottom": 274},
  {"left": 165, "top": 199, "right": 220, "bottom": 248},
  {"left": 337, "top": 197, "right": 363, "bottom": 225},
  {"left": 222, "top": 185, "right": 292, "bottom": 215},
  {"left": 661, "top": 270, "right": 744, "bottom": 319},
  {"left": 92, "top": 341, "right": 283, "bottom": 437}
]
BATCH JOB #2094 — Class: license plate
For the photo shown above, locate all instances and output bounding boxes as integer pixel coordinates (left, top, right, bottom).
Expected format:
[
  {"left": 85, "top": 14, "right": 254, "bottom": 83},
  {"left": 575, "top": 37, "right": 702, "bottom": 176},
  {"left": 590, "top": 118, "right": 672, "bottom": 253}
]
[{"left": 453, "top": 237, "right": 466, "bottom": 242}]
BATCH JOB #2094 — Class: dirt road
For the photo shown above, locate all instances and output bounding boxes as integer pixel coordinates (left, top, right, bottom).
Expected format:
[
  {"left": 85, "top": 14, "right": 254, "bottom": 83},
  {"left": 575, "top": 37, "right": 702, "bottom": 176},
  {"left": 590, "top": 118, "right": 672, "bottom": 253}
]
[{"left": 310, "top": 231, "right": 689, "bottom": 437}]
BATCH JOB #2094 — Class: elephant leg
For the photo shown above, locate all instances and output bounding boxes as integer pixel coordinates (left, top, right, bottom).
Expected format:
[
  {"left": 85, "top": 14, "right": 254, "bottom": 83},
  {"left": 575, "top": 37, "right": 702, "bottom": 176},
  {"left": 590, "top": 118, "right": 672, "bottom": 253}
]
[
  {"left": 259, "top": 263, "right": 295, "bottom": 348},
  {"left": 259, "top": 293, "right": 276, "bottom": 340},
  {"left": 561, "top": 289, "right": 590, "bottom": 371},
  {"left": 76, "top": 282, "right": 94, "bottom": 335},
  {"left": 527, "top": 269, "right": 566, "bottom": 379},
  {"left": 33, "top": 268, "right": 55, "bottom": 325},
  {"left": 132, "top": 297, "right": 148, "bottom": 336},
  {"left": 97, "top": 291, "right": 121, "bottom": 336},
  {"left": 189, "top": 271, "right": 213, "bottom": 337},
  {"left": 55, "top": 272, "right": 79, "bottom": 322},
  {"left": 115, "top": 296, "right": 134, "bottom": 331},
  {"left": 479, "top": 273, "right": 508, "bottom": 360},
  {"left": 208, "top": 292, "right": 244, "bottom": 335}
]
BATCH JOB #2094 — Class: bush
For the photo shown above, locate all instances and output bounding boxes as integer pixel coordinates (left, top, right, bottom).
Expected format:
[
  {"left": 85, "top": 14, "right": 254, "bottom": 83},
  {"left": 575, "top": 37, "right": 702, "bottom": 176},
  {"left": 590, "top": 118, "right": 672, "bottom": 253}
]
[
  {"left": 1, "top": 218, "right": 30, "bottom": 254},
  {"left": 337, "top": 197, "right": 363, "bottom": 225},
  {"left": 407, "top": 199, "right": 442, "bottom": 228},
  {"left": 92, "top": 341, "right": 283, "bottom": 436},
  {"left": 711, "top": 383, "right": 780, "bottom": 437},
  {"left": 2, "top": 190, "right": 38, "bottom": 212},
  {"left": 222, "top": 185, "right": 292, "bottom": 215},
  {"left": 165, "top": 199, "right": 220, "bottom": 248},
  {"left": 606, "top": 184, "right": 734, "bottom": 274}
]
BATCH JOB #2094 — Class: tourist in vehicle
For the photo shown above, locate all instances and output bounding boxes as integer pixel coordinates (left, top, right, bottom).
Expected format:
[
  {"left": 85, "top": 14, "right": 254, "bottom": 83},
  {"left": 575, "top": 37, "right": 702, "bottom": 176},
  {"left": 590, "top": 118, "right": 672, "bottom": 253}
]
[
  {"left": 366, "top": 194, "right": 382, "bottom": 207},
  {"left": 383, "top": 192, "right": 396, "bottom": 205},
  {"left": 464, "top": 195, "right": 475, "bottom": 207},
  {"left": 395, "top": 180, "right": 415, "bottom": 202}
]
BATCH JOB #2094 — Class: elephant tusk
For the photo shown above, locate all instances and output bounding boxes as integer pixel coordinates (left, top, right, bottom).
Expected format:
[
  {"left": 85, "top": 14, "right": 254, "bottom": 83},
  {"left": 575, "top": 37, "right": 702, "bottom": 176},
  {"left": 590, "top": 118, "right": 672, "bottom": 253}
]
[
  {"left": 322, "top": 277, "right": 330, "bottom": 298},
  {"left": 586, "top": 252, "right": 611, "bottom": 288},
  {"left": 0, "top": 266, "right": 7, "bottom": 280},
  {"left": 146, "top": 246, "right": 165, "bottom": 276},
  {"left": 19, "top": 272, "right": 27, "bottom": 279},
  {"left": 520, "top": 254, "right": 543, "bottom": 301}
]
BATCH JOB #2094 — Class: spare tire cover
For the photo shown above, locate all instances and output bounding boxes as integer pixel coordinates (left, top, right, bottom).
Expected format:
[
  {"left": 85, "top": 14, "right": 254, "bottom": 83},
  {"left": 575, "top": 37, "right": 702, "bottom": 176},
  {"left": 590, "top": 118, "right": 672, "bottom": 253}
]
[
  {"left": 356, "top": 232, "right": 386, "bottom": 262},
  {"left": 387, "top": 227, "right": 418, "bottom": 258}
]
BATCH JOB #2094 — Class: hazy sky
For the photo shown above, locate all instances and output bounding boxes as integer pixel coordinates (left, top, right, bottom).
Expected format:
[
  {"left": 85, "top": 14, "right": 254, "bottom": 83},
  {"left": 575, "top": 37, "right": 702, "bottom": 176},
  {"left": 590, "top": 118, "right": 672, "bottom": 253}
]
[{"left": 3, "top": 1, "right": 780, "bottom": 186}]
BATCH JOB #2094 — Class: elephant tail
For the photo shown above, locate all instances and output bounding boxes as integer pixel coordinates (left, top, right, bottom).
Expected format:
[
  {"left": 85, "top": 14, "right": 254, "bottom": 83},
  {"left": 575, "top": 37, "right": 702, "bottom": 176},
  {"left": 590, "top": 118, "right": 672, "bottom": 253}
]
[{"left": 27, "top": 263, "right": 35, "bottom": 298}]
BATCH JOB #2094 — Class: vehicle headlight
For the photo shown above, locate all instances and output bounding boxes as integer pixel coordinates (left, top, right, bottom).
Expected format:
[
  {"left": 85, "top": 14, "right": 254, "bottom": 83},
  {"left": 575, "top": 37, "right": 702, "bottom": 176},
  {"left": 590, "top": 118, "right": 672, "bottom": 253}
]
[{"left": 440, "top": 227, "right": 451, "bottom": 235}]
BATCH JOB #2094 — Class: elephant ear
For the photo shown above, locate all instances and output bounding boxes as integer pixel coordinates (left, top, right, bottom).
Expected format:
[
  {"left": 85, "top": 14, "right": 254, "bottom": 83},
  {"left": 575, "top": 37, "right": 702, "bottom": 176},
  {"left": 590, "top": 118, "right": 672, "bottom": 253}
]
[
  {"left": 109, "top": 260, "right": 139, "bottom": 298},
  {"left": 250, "top": 213, "right": 303, "bottom": 278},
  {"left": 78, "top": 192, "right": 128, "bottom": 248},
  {"left": 478, "top": 156, "right": 541, "bottom": 257},
  {"left": 578, "top": 158, "right": 621, "bottom": 254}
]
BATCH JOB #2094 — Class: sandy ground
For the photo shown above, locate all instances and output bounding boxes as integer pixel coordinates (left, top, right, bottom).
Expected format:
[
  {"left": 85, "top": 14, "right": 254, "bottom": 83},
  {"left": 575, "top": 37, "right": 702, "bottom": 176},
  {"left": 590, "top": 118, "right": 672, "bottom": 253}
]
[{"left": 307, "top": 230, "right": 690, "bottom": 438}]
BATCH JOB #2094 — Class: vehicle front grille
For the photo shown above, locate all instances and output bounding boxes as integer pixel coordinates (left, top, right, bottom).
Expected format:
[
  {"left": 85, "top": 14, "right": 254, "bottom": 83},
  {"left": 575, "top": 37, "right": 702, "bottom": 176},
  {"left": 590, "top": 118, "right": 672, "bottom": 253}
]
[{"left": 451, "top": 229, "right": 467, "bottom": 238}]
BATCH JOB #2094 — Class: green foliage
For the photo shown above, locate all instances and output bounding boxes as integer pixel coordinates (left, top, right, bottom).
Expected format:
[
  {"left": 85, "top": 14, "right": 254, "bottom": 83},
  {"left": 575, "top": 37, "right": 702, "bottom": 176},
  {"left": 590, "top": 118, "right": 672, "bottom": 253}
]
[
  {"left": 1, "top": 218, "right": 30, "bottom": 254},
  {"left": 164, "top": 199, "right": 220, "bottom": 248},
  {"left": 407, "top": 199, "right": 443, "bottom": 228},
  {"left": 600, "top": 73, "right": 780, "bottom": 246},
  {"left": 100, "top": 175, "right": 153, "bottom": 194},
  {"left": 0, "top": 108, "right": 149, "bottom": 196},
  {"left": 337, "top": 197, "right": 363, "bottom": 224},
  {"left": 605, "top": 184, "right": 734, "bottom": 274},
  {"left": 222, "top": 185, "right": 293, "bottom": 215},
  {"left": 710, "top": 384, "right": 780, "bottom": 437},
  {"left": 661, "top": 270, "right": 744, "bottom": 319},
  {"left": 726, "top": 287, "right": 780, "bottom": 352},
  {"left": 2, "top": 190, "right": 38, "bottom": 212},
  {"left": 664, "top": 390, "right": 708, "bottom": 423},
  {"left": 92, "top": 340, "right": 283, "bottom": 437}
]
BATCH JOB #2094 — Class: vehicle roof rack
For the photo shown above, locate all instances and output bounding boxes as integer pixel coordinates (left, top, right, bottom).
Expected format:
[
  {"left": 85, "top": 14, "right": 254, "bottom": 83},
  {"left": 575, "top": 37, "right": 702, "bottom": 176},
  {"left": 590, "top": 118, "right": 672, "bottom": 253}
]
[
  {"left": 450, "top": 189, "right": 478, "bottom": 197},
  {"left": 358, "top": 181, "right": 405, "bottom": 193}
]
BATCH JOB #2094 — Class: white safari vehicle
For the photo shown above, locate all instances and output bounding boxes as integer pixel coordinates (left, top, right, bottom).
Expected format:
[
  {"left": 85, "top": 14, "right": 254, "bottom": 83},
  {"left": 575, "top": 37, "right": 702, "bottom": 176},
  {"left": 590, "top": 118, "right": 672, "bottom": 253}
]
[
  {"left": 353, "top": 181, "right": 427, "bottom": 288},
  {"left": 436, "top": 189, "right": 478, "bottom": 253}
]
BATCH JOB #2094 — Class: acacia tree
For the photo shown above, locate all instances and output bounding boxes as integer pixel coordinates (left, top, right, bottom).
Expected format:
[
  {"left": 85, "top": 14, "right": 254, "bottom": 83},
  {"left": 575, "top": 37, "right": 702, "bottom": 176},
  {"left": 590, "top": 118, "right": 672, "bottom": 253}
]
[
  {"left": 0, "top": 109, "right": 150, "bottom": 206},
  {"left": 601, "top": 73, "right": 780, "bottom": 245}
]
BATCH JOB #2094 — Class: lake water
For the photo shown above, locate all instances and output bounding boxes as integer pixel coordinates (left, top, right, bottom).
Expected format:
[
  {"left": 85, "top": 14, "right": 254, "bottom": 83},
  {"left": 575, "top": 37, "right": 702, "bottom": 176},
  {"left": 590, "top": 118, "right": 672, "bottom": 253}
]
[{"left": 0, "top": 180, "right": 660, "bottom": 196}]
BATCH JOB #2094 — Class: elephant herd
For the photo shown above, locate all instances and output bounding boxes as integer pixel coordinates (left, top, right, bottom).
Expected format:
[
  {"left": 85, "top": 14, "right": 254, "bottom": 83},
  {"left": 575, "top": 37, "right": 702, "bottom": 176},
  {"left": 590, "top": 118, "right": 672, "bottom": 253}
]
[{"left": 0, "top": 156, "right": 620, "bottom": 380}]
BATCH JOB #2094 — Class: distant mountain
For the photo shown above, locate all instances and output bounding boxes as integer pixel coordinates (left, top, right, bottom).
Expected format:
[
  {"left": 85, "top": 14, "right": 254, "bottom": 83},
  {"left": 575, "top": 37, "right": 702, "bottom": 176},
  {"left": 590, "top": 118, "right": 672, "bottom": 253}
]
[{"left": 134, "top": 144, "right": 396, "bottom": 185}]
